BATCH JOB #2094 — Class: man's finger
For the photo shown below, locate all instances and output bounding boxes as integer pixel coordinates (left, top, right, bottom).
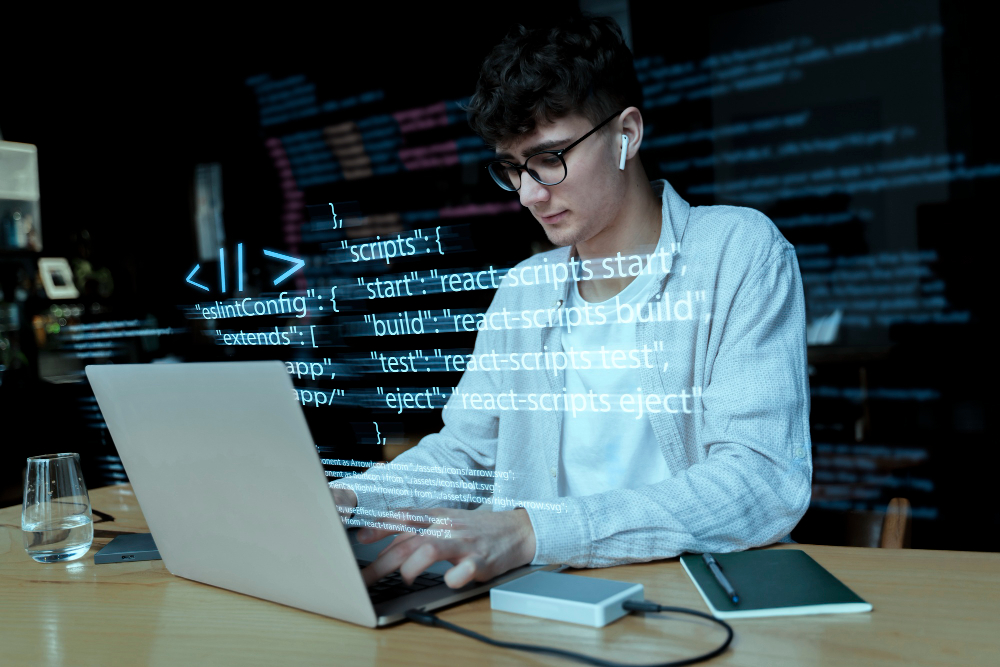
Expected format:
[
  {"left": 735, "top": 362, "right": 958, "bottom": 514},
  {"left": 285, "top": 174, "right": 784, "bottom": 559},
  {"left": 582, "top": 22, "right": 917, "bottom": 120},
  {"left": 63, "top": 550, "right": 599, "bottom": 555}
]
[
  {"left": 356, "top": 526, "right": 400, "bottom": 544},
  {"left": 376, "top": 530, "right": 417, "bottom": 557},
  {"left": 355, "top": 511, "right": 437, "bottom": 543},
  {"left": 361, "top": 535, "right": 432, "bottom": 587},
  {"left": 356, "top": 521, "right": 428, "bottom": 544},
  {"left": 444, "top": 556, "right": 485, "bottom": 588},
  {"left": 398, "top": 541, "right": 456, "bottom": 586}
]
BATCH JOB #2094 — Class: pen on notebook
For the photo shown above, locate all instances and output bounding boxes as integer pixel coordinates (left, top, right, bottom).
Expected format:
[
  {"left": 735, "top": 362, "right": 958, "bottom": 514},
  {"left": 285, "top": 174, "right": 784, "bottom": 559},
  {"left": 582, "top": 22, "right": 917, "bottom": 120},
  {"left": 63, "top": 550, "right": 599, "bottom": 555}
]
[{"left": 702, "top": 553, "right": 740, "bottom": 605}]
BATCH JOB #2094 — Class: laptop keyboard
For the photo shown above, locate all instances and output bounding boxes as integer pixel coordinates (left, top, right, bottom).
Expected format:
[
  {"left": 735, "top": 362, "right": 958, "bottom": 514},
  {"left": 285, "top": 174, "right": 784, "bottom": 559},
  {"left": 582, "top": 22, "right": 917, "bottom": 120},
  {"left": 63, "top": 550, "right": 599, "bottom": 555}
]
[
  {"left": 357, "top": 559, "right": 447, "bottom": 605},
  {"left": 368, "top": 571, "right": 447, "bottom": 605}
]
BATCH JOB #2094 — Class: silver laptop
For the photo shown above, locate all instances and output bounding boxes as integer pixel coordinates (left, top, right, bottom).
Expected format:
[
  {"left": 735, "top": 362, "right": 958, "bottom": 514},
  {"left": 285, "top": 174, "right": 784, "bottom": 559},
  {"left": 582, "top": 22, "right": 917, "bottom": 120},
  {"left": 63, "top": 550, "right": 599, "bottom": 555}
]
[{"left": 86, "top": 361, "right": 558, "bottom": 627}]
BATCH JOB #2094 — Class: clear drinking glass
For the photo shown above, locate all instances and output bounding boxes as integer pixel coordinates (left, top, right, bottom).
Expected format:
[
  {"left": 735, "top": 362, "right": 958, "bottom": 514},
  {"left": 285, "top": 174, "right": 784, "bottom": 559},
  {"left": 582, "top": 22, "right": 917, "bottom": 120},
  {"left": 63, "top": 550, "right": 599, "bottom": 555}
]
[{"left": 21, "top": 453, "right": 94, "bottom": 563}]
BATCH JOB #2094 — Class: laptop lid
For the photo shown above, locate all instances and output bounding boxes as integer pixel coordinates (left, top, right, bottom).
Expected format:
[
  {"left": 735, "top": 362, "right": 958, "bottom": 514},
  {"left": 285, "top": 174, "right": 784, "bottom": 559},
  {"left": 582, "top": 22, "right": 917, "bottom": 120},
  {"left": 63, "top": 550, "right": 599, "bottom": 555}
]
[{"left": 86, "top": 361, "right": 378, "bottom": 627}]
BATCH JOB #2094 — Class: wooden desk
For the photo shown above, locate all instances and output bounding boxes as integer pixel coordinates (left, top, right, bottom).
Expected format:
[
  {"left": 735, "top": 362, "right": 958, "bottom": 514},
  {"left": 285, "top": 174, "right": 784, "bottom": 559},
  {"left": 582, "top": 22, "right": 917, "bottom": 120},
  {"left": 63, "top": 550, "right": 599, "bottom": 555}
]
[{"left": 2, "top": 485, "right": 998, "bottom": 666}]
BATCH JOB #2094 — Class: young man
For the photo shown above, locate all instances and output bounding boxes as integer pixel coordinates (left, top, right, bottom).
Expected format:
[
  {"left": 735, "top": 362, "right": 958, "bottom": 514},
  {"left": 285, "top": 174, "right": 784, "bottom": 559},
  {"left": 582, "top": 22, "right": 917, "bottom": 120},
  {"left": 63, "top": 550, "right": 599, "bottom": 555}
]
[{"left": 333, "top": 16, "right": 812, "bottom": 589}]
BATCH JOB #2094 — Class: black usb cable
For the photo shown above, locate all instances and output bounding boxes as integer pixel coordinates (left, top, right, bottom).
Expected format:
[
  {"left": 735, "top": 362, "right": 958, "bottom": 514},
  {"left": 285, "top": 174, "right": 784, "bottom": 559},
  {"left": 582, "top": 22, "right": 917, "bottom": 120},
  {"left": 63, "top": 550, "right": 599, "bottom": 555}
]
[{"left": 405, "top": 600, "right": 733, "bottom": 667}]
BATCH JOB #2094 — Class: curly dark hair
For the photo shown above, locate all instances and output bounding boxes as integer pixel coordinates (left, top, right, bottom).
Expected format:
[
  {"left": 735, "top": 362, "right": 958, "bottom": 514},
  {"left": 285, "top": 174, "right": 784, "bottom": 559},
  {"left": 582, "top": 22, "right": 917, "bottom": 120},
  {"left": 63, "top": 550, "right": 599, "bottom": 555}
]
[{"left": 465, "top": 16, "right": 642, "bottom": 149}]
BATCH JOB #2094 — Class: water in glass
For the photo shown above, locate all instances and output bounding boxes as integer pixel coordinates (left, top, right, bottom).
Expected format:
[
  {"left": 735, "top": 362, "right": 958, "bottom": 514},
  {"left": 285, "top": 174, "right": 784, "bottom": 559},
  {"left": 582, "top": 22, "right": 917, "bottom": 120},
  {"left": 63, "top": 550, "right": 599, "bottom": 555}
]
[{"left": 22, "top": 453, "right": 93, "bottom": 563}]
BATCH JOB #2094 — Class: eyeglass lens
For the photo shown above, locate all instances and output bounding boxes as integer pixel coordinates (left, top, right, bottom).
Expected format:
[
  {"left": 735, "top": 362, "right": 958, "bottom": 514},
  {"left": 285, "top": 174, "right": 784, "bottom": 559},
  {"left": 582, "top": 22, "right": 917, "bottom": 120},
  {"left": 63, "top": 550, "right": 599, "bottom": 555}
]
[{"left": 489, "top": 153, "right": 567, "bottom": 191}]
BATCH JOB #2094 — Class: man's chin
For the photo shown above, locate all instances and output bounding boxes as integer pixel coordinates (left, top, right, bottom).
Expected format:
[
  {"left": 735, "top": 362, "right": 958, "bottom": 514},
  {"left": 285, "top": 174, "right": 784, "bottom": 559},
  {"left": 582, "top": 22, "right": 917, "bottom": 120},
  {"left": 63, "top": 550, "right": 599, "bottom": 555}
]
[{"left": 540, "top": 224, "right": 579, "bottom": 248}]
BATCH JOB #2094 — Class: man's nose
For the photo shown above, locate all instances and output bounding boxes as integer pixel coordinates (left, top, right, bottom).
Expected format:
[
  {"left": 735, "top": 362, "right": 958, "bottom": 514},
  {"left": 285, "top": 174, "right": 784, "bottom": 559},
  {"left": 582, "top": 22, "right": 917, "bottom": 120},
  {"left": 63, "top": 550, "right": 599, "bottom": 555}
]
[{"left": 519, "top": 175, "right": 550, "bottom": 208}]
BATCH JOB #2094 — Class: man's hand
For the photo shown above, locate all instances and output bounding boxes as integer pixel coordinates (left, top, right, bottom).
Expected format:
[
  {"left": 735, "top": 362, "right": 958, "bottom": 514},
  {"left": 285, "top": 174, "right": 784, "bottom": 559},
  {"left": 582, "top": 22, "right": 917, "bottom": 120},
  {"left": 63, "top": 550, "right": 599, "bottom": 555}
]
[
  {"left": 356, "top": 507, "right": 536, "bottom": 589},
  {"left": 330, "top": 486, "right": 358, "bottom": 518}
]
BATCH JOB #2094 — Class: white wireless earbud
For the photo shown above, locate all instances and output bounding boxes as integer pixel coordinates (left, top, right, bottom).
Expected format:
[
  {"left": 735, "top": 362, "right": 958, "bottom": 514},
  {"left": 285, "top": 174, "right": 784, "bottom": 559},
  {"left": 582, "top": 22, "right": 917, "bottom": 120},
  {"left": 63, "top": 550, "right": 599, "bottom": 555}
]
[{"left": 619, "top": 134, "right": 628, "bottom": 170}]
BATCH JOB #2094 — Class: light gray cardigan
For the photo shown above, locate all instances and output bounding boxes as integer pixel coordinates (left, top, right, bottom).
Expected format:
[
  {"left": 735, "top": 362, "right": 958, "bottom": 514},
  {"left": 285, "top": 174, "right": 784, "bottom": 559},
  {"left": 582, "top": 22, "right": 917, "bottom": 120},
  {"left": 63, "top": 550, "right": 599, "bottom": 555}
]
[{"left": 340, "top": 179, "right": 812, "bottom": 568}]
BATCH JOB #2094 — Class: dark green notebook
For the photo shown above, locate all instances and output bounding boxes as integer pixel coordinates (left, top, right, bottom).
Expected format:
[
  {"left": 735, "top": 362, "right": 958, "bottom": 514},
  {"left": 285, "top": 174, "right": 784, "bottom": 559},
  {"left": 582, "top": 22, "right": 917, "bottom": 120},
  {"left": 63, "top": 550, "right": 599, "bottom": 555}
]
[{"left": 680, "top": 549, "right": 873, "bottom": 619}]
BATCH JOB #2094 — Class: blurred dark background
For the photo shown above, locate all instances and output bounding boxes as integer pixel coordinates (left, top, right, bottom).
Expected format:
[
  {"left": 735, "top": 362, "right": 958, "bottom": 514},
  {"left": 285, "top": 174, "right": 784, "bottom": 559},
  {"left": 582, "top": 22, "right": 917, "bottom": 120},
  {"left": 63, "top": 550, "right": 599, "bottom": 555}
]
[{"left": 0, "top": 0, "right": 994, "bottom": 551}]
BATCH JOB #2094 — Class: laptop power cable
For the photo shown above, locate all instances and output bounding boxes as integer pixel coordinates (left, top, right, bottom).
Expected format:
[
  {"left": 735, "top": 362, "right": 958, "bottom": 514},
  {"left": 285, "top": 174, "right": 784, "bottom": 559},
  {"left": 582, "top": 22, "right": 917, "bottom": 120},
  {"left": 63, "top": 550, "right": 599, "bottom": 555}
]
[{"left": 404, "top": 572, "right": 733, "bottom": 667}]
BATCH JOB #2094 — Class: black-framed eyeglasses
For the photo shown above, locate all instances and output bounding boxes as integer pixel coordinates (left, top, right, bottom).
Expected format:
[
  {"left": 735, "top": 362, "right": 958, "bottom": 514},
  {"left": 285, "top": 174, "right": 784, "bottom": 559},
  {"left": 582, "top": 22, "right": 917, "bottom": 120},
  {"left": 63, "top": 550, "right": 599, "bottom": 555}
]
[{"left": 487, "top": 110, "right": 624, "bottom": 192}]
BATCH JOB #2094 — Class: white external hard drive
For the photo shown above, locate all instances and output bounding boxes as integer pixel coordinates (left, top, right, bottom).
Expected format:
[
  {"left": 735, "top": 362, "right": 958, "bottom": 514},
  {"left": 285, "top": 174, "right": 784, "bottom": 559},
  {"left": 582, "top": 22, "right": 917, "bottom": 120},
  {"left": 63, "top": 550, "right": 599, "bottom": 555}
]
[{"left": 490, "top": 571, "right": 644, "bottom": 627}]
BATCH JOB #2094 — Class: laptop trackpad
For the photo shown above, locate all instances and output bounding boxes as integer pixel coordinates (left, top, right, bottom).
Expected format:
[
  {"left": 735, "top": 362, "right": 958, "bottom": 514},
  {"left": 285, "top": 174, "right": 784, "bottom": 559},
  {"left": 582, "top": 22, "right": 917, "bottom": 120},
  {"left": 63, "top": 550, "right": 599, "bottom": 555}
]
[{"left": 348, "top": 530, "right": 451, "bottom": 575}]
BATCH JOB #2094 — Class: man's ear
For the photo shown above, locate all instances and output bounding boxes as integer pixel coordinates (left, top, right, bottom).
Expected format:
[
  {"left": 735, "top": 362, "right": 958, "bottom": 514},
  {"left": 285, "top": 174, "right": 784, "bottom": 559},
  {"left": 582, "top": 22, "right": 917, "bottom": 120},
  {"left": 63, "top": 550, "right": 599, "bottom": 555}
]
[{"left": 619, "top": 107, "right": 644, "bottom": 162}]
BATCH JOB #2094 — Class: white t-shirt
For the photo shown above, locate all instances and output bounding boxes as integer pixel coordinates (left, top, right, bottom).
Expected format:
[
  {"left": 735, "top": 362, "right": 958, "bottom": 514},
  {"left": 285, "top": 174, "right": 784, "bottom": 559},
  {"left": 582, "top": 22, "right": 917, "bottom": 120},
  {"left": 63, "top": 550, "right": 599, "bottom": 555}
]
[{"left": 558, "top": 253, "right": 670, "bottom": 497}]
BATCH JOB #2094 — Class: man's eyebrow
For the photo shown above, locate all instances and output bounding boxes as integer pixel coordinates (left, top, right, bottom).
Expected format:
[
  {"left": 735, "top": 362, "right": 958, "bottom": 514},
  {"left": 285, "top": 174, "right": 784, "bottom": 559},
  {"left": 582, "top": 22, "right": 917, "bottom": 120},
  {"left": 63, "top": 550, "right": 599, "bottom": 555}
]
[{"left": 495, "top": 137, "right": 574, "bottom": 161}]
